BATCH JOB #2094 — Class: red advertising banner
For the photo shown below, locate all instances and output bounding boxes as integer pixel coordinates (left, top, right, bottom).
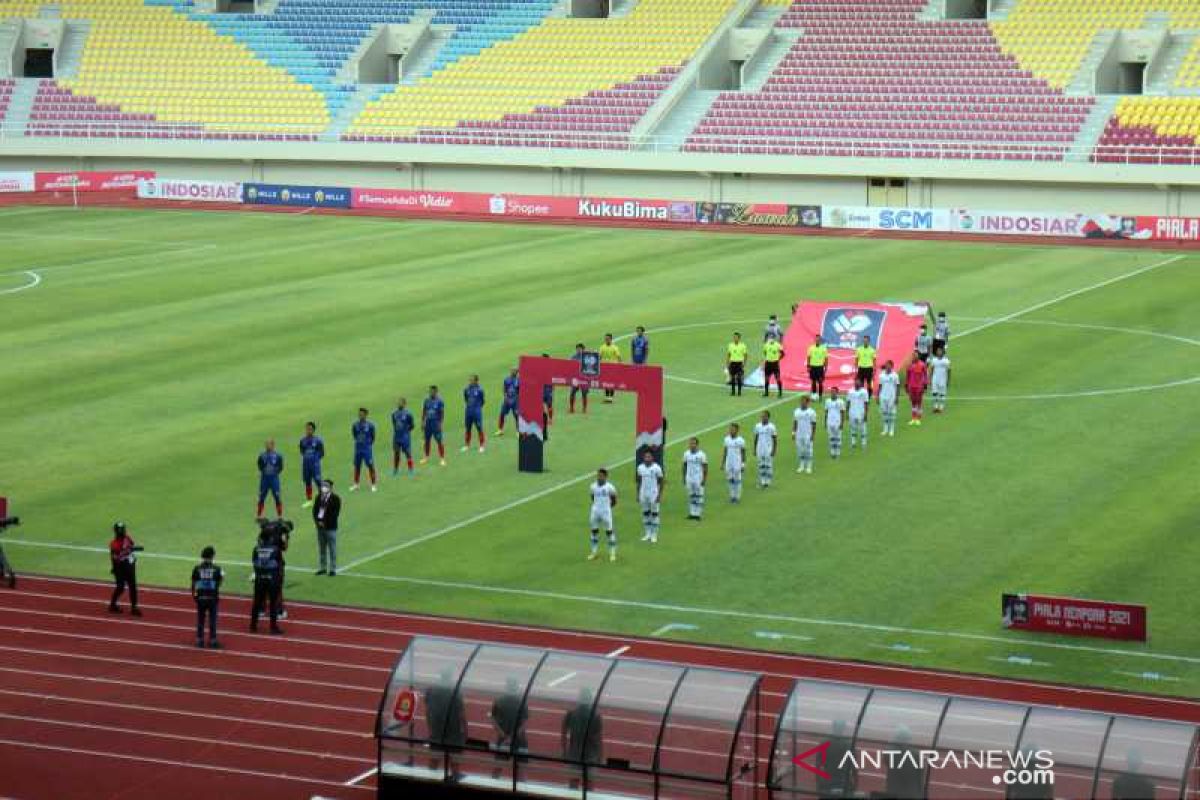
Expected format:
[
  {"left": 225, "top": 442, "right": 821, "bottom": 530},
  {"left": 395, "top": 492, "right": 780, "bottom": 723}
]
[
  {"left": 1002, "top": 593, "right": 1147, "bottom": 641},
  {"left": 1135, "top": 216, "right": 1200, "bottom": 241},
  {"left": 35, "top": 171, "right": 155, "bottom": 192}
]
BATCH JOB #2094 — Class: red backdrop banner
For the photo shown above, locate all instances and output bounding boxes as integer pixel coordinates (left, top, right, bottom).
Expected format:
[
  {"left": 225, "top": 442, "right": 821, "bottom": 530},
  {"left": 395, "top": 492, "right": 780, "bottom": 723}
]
[
  {"left": 1002, "top": 593, "right": 1147, "bottom": 641},
  {"left": 35, "top": 171, "right": 155, "bottom": 192}
]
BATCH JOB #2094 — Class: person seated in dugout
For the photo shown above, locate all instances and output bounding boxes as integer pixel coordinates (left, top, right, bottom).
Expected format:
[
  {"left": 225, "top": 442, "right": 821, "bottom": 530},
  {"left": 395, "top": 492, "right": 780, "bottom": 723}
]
[
  {"left": 563, "top": 687, "right": 603, "bottom": 789},
  {"left": 424, "top": 669, "right": 467, "bottom": 776},
  {"left": 490, "top": 677, "right": 529, "bottom": 778},
  {"left": 816, "top": 720, "right": 857, "bottom": 799},
  {"left": 874, "top": 727, "right": 924, "bottom": 800}
]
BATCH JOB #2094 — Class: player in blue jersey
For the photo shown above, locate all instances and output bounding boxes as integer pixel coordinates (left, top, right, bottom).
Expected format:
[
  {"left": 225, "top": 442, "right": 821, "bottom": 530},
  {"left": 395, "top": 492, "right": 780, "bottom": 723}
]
[
  {"left": 420, "top": 385, "right": 447, "bottom": 467},
  {"left": 350, "top": 407, "right": 378, "bottom": 492},
  {"left": 569, "top": 343, "right": 589, "bottom": 414},
  {"left": 631, "top": 326, "right": 650, "bottom": 365},
  {"left": 541, "top": 354, "right": 554, "bottom": 441},
  {"left": 496, "top": 368, "right": 520, "bottom": 436},
  {"left": 391, "top": 397, "right": 416, "bottom": 476},
  {"left": 256, "top": 439, "right": 284, "bottom": 518},
  {"left": 298, "top": 422, "right": 324, "bottom": 508},
  {"left": 462, "top": 374, "right": 487, "bottom": 453}
]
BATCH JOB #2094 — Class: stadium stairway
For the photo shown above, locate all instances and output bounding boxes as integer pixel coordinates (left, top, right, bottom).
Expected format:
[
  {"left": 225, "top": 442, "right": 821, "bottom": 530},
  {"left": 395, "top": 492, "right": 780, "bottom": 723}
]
[
  {"left": 1145, "top": 32, "right": 1197, "bottom": 93},
  {"left": 1066, "top": 94, "right": 1118, "bottom": 161},
  {"left": 55, "top": 19, "right": 90, "bottom": 79},
  {"left": 648, "top": 90, "right": 723, "bottom": 149},
  {"left": 2, "top": 79, "right": 37, "bottom": 137},
  {"left": 1064, "top": 30, "right": 1117, "bottom": 94},
  {"left": 0, "top": 20, "right": 21, "bottom": 77}
]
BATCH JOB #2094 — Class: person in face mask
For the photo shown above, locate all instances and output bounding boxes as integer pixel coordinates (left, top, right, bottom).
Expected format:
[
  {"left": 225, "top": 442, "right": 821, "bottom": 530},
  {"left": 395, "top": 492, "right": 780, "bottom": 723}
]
[{"left": 312, "top": 479, "right": 341, "bottom": 576}]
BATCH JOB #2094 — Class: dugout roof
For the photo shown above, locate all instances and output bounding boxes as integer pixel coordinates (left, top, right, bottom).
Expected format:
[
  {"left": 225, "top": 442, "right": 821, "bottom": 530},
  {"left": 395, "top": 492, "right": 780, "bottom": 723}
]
[
  {"left": 376, "top": 635, "right": 762, "bottom": 799},
  {"left": 768, "top": 678, "right": 1200, "bottom": 800}
]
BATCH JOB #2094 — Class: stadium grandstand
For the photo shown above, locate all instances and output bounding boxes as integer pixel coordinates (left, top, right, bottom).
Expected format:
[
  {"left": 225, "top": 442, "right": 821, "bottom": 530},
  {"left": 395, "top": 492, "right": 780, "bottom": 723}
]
[{"left": 0, "top": 0, "right": 1196, "bottom": 161}]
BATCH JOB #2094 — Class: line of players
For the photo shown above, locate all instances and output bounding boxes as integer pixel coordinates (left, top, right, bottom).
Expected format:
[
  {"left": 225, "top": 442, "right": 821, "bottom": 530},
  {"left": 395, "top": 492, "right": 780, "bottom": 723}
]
[
  {"left": 252, "top": 330, "right": 651, "bottom": 518},
  {"left": 583, "top": 317, "right": 954, "bottom": 563}
]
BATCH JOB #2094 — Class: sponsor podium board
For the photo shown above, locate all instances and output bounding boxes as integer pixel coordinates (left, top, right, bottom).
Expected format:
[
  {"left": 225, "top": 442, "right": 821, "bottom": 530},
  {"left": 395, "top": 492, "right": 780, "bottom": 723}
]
[
  {"left": 1002, "top": 593, "right": 1147, "bottom": 642},
  {"left": 516, "top": 355, "right": 664, "bottom": 474}
]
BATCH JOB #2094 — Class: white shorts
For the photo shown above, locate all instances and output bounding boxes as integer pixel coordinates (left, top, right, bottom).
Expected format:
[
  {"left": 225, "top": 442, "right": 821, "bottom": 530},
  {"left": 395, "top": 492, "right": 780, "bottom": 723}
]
[
  {"left": 880, "top": 396, "right": 897, "bottom": 413},
  {"left": 849, "top": 414, "right": 866, "bottom": 425},
  {"left": 589, "top": 510, "right": 613, "bottom": 531},
  {"left": 725, "top": 467, "right": 743, "bottom": 481},
  {"left": 932, "top": 380, "right": 948, "bottom": 394},
  {"left": 639, "top": 495, "right": 660, "bottom": 512}
]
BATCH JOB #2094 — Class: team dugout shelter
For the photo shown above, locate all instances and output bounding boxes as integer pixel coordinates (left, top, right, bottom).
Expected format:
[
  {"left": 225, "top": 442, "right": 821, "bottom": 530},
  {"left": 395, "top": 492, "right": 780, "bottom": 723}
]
[
  {"left": 768, "top": 679, "right": 1200, "bottom": 800},
  {"left": 375, "top": 636, "right": 762, "bottom": 799}
]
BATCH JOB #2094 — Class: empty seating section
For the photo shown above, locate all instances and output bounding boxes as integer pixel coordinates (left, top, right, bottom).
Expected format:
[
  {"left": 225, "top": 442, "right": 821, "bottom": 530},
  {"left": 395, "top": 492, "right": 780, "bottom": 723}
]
[
  {"left": 685, "top": 0, "right": 1091, "bottom": 160},
  {"left": 1175, "top": 37, "right": 1200, "bottom": 88},
  {"left": 187, "top": 0, "right": 555, "bottom": 114},
  {"left": 346, "top": 66, "right": 681, "bottom": 148},
  {"left": 25, "top": 79, "right": 207, "bottom": 138},
  {"left": 0, "top": 0, "right": 328, "bottom": 135},
  {"left": 348, "top": 0, "right": 736, "bottom": 141},
  {"left": 1093, "top": 97, "right": 1200, "bottom": 163},
  {"left": 991, "top": 0, "right": 1200, "bottom": 90}
]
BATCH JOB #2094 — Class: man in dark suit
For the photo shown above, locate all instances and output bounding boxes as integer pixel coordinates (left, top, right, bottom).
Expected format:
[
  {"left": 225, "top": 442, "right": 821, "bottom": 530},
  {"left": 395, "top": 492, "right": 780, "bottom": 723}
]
[{"left": 312, "top": 479, "right": 341, "bottom": 576}]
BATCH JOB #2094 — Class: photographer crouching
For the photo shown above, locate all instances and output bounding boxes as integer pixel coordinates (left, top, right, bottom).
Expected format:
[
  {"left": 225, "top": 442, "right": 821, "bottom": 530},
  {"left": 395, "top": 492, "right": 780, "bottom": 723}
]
[
  {"left": 251, "top": 518, "right": 292, "bottom": 635},
  {"left": 0, "top": 505, "right": 19, "bottom": 589},
  {"left": 108, "top": 522, "right": 144, "bottom": 616}
]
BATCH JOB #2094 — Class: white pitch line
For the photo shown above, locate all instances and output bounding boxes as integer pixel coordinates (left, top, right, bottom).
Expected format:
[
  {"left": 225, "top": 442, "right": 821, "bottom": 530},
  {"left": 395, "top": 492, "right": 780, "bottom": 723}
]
[
  {"left": 650, "top": 623, "right": 699, "bottom": 638},
  {"left": 343, "top": 767, "right": 378, "bottom": 786},
  {"left": 0, "top": 270, "right": 40, "bottom": 295},
  {"left": 339, "top": 393, "right": 795, "bottom": 571},
  {"left": 954, "top": 254, "right": 1186, "bottom": 338}
]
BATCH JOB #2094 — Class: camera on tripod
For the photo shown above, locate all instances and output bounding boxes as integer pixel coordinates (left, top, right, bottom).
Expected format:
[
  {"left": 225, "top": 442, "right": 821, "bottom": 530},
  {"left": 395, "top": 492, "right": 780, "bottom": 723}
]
[{"left": 256, "top": 517, "right": 293, "bottom": 548}]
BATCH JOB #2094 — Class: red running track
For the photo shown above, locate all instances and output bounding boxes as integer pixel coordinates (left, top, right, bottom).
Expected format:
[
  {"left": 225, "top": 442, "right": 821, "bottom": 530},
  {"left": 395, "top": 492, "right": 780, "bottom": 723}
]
[{"left": 1, "top": 575, "right": 1198, "bottom": 800}]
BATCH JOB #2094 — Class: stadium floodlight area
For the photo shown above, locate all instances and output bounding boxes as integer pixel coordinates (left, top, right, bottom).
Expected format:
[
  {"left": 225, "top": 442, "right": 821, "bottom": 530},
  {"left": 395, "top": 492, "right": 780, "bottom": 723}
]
[
  {"left": 376, "top": 636, "right": 762, "bottom": 800},
  {"left": 516, "top": 355, "right": 664, "bottom": 474},
  {"left": 768, "top": 679, "right": 1200, "bottom": 800}
]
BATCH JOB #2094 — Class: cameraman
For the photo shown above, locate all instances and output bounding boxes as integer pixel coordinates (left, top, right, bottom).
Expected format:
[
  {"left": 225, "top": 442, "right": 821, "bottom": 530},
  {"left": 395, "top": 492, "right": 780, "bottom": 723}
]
[
  {"left": 256, "top": 517, "right": 291, "bottom": 619},
  {"left": 250, "top": 526, "right": 284, "bottom": 635},
  {"left": 108, "top": 522, "right": 143, "bottom": 616}
]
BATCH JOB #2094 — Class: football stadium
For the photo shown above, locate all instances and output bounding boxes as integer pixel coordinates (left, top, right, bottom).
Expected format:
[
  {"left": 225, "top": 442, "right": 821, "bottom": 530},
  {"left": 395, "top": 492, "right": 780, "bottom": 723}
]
[{"left": 1, "top": 0, "right": 1200, "bottom": 798}]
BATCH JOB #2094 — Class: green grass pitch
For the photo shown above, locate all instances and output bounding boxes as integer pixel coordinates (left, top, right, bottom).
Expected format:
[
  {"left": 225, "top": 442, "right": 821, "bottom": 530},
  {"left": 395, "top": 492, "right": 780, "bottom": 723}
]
[{"left": 1, "top": 205, "right": 1198, "bottom": 696}]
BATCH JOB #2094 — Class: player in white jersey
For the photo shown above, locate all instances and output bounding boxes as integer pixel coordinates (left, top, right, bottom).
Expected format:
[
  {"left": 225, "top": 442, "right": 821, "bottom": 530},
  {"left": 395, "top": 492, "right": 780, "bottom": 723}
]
[
  {"left": 635, "top": 450, "right": 664, "bottom": 543},
  {"left": 792, "top": 394, "right": 817, "bottom": 474},
  {"left": 752, "top": 410, "right": 778, "bottom": 488},
  {"left": 929, "top": 346, "right": 952, "bottom": 413},
  {"left": 824, "top": 387, "right": 847, "bottom": 460},
  {"left": 876, "top": 360, "right": 900, "bottom": 437},
  {"left": 681, "top": 437, "right": 709, "bottom": 520},
  {"left": 846, "top": 379, "right": 870, "bottom": 451},
  {"left": 586, "top": 468, "right": 619, "bottom": 562},
  {"left": 722, "top": 423, "right": 747, "bottom": 503}
]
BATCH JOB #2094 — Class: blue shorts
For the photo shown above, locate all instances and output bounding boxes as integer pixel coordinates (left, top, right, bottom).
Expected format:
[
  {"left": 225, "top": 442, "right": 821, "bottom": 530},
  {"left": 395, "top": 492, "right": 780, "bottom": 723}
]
[
  {"left": 393, "top": 437, "right": 412, "bottom": 455},
  {"left": 465, "top": 410, "right": 483, "bottom": 430},
  {"left": 500, "top": 401, "right": 518, "bottom": 417},
  {"left": 258, "top": 475, "right": 281, "bottom": 501},
  {"left": 354, "top": 449, "right": 374, "bottom": 469},
  {"left": 302, "top": 460, "right": 322, "bottom": 485},
  {"left": 423, "top": 426, "right": 443, "bottom": 444}
]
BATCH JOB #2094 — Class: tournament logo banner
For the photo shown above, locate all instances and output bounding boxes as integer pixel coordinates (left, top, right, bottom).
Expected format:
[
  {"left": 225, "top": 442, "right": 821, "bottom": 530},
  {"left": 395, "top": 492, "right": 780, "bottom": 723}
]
[
  {"left": 747, "top": 300, "right": 928, "bottom": 392},
  {"left": 243, "top": 183, "right": 351, "bottom": 208},
  {"left": 1134, "top": 216, "right": 1200, "bottom": 241},
  {"left": 1002, "top": 593, "right": 1146, "bottom": 642},
  {"left": 824, "top": 206, "right": 951, "bottom": 231},
  {"left": 952, "top": 209, "right": 1152, "bottom": 239}
]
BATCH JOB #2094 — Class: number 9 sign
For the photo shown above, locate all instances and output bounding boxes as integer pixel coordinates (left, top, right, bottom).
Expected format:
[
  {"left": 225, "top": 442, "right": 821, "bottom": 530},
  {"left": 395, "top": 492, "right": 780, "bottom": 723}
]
[{"left": 392, "top": 688, "right": 417, "bottom": 725}]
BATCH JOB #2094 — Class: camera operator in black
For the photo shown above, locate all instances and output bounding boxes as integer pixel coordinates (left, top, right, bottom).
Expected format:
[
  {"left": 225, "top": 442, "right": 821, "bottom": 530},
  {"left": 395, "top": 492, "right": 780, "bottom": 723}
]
[
  {"left": 250, "top": 530, "right": 284, "bottom": 634},
  {"left": 191, "top": 546, "right": 223, "bottom": 649},
  {"left": 256, "top": 518, "right": 291, "bottom": 619}
]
